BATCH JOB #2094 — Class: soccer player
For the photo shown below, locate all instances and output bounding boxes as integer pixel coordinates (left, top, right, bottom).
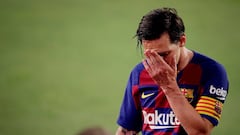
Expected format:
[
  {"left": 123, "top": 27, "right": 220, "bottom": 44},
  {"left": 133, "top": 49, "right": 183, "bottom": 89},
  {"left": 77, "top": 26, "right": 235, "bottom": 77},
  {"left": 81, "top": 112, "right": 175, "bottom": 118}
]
[{"left": 115, "top": 7, "right": 229, "bottom": 135}]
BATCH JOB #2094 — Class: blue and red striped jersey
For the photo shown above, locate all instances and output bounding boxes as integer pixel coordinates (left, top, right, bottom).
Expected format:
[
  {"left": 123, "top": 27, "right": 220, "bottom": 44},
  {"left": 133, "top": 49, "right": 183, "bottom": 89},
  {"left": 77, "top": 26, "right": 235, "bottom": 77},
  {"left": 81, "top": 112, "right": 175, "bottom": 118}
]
[{"left": 117, "top": 51, "right": 229, "bottom": 135}]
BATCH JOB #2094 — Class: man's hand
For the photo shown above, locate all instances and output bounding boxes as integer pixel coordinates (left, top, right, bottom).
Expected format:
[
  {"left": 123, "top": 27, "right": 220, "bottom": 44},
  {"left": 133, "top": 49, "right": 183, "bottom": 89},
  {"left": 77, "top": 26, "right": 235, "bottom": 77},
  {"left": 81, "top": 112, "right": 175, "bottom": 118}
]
[
  {"left": 115, "top": 127, "right": 138, "bottom": 135},
  {"left": 142, "top": 50, "right": 177, "bottom": 91}
]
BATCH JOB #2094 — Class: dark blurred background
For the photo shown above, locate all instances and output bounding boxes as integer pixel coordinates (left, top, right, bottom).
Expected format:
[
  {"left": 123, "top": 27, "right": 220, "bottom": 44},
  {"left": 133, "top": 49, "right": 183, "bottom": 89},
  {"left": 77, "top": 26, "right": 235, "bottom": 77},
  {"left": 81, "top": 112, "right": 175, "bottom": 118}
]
[{"left": 0, "top": 0, "right": 239, "bottom": 135}]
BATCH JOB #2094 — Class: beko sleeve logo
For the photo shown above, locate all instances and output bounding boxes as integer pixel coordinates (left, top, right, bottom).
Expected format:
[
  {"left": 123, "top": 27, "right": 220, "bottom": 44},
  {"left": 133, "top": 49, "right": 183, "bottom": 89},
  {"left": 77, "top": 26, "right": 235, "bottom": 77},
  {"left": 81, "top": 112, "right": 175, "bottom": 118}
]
[{"left": 209, "top": 85, "right": 227, "bottom": 100}]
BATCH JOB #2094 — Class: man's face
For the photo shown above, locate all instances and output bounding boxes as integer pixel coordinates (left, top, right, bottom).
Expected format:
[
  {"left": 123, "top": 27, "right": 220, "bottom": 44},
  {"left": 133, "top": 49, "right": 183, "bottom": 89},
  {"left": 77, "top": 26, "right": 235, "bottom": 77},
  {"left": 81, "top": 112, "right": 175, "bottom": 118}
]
[{"left": 142, "top": 33, "right": 181, "bottom": 67}]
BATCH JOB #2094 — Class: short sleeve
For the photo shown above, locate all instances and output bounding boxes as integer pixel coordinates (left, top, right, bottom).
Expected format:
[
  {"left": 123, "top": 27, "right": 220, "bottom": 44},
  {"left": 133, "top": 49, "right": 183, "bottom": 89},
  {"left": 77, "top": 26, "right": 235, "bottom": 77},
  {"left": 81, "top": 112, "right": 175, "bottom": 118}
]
[
  {"left": 196, "top": 62, "right": 229, "bottom": 126},
  {"left": 117, "top": 71, "right": 142, "bottom": 131}
]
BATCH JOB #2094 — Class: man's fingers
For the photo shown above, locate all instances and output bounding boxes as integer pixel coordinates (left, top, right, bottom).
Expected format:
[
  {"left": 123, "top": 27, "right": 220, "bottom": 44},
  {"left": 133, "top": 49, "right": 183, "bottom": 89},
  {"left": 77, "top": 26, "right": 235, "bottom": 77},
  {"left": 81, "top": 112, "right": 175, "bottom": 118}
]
[
  {"left": 150, "top": 51, "right": 167, "bottom": 66},
  {"left": 169, "top": 54, "right": 177, "bottom": 72},
  {"left": 144, "top": 50, "right": 156, "bottom": 66},
  {"left": 142, "top": 59, "right": 152, "bottom": 73}
]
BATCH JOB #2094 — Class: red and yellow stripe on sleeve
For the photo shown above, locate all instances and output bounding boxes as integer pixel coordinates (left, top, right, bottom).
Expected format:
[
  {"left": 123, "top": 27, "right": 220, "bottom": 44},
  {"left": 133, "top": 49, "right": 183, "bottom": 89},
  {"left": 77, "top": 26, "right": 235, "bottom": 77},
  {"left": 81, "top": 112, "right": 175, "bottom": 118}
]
[{"left": 196, "top": 96, "right": 223, "bottom": 121}]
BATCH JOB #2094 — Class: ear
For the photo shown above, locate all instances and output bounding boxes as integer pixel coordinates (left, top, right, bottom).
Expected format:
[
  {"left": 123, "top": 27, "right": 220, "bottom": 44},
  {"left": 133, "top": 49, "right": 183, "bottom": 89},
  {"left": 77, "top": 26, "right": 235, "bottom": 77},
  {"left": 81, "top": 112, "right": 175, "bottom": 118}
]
[{"left": 179, "top": 34, "right": 186, "bottom": 47}]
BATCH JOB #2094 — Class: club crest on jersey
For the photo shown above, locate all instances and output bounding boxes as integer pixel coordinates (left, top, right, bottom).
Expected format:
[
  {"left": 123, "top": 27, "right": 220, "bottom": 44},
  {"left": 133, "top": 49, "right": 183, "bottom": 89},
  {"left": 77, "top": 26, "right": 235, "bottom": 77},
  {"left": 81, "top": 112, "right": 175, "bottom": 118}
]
[
  {"left": 180, "top": 88, "right": 194, "bottom": 103},
  {"left": 215, "top": 100, "right": 223, "bottom": 114}
]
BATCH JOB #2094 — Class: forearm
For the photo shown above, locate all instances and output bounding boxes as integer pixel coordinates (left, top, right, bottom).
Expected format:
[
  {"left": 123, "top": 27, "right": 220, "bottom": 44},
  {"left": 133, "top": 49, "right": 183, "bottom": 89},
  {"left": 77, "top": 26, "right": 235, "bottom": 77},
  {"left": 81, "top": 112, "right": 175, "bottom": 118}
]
[{"left": 163, "top": 84, "right": 211, "bottom": 135}]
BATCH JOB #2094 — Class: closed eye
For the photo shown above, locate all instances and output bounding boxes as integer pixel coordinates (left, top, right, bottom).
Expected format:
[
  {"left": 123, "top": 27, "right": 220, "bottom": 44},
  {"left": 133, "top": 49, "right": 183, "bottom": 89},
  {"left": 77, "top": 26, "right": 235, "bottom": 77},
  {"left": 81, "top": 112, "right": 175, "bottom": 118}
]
[{"left": 158, "top": 52, "right": 170, "bottom": 57}]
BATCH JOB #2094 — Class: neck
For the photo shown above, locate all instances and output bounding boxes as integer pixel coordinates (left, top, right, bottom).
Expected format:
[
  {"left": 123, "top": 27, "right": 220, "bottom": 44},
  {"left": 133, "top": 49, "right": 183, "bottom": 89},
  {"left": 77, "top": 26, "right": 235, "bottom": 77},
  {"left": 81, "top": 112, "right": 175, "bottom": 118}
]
[{"left": 177, "top": 48, "right": 193, "bottom": 72}]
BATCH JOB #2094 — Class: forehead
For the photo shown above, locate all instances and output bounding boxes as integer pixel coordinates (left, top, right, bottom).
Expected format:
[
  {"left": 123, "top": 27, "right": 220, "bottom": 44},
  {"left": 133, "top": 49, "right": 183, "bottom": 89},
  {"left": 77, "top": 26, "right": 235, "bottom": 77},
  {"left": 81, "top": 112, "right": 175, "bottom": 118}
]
[{"left": 142, "top": 33, "right": 173, "bottom": 51}]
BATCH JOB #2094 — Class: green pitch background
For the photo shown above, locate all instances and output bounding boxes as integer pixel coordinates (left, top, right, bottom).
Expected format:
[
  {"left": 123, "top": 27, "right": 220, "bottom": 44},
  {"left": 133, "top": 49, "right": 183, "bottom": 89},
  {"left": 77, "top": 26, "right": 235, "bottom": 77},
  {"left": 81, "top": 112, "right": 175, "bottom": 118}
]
[{"left": 0, "top": 0, "right": 239, "bottom": 135}]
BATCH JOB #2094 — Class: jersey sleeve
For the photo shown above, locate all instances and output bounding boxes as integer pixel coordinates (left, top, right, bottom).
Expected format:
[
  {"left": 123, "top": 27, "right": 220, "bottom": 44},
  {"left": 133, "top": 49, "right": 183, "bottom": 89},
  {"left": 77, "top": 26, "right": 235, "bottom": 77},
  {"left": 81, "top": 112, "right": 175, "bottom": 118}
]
[
  {"left": 196, "top": 62, "right": 229, "bottom": 126},
  {"left": 117, "top": 71, "right": 142, "bottom": 132}
]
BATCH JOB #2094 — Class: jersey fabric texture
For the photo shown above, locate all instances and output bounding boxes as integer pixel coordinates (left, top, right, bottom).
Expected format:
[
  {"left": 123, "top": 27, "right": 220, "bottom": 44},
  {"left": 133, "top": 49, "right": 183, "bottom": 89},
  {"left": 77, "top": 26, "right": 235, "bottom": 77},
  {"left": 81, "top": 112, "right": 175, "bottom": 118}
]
[{"left": 117, "top": 51, "right": 229, "bottom": 135}]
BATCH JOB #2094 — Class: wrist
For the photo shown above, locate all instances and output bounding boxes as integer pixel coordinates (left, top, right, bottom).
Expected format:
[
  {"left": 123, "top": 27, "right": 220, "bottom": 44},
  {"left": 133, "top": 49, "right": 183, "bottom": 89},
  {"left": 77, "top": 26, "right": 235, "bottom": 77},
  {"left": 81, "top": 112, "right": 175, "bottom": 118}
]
[{"left": 160, "top": 83, "right": 181, "bottom": 96}]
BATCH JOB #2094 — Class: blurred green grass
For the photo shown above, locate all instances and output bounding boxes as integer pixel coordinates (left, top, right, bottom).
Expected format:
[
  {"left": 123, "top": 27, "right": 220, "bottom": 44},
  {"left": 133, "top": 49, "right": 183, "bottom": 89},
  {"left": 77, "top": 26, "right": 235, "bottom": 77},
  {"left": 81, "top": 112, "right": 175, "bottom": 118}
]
[{"left": 0, "top": 0, "right": 239, "bottom": 135}]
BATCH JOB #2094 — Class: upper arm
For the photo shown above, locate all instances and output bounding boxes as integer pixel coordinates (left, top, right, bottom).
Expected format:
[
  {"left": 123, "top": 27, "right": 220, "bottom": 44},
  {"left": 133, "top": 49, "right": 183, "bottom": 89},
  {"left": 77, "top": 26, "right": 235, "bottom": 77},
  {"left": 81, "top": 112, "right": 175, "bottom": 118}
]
[
  {"left": 196, "top": 62, "right": 229, "bottom": 126},
  {"left": 117, "top": 71, "right": 142, "bottom": 131}
]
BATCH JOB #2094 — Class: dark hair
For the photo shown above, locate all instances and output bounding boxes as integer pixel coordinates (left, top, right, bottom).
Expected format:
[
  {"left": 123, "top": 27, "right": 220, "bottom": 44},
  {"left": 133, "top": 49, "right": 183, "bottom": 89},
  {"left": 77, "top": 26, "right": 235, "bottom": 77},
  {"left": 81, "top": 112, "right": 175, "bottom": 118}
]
[{"left": 136, "top": 7, "right": 185, "bottom": 46}]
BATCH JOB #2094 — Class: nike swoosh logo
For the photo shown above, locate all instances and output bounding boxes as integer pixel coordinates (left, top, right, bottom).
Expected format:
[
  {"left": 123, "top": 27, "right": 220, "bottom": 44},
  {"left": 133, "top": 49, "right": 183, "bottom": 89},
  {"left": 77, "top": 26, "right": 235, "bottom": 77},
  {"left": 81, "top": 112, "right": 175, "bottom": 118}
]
[{"left": 141, "top": 92, "right": 155, "bottom": 99}]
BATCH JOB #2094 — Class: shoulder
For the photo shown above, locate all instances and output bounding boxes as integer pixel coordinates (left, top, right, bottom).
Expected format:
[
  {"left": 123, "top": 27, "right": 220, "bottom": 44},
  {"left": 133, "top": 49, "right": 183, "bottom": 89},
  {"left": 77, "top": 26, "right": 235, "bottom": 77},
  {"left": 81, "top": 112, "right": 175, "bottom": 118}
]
[
  {"left": 129, "top": 62, "right": 145, "bottom": 78},
  {"left": 192, "top": 51, "right": 229, "bottom": 90},
  {"left": 192, "top": 51, "right": 227, "bottom": 75},
  {"left": 131, "top": 62, "right": 145, "bottom": 73},
  {"left": 128, "top": 62, "right": 145, "bottom": 85}
]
